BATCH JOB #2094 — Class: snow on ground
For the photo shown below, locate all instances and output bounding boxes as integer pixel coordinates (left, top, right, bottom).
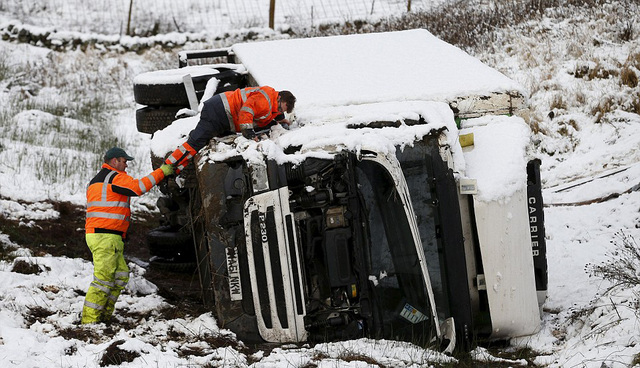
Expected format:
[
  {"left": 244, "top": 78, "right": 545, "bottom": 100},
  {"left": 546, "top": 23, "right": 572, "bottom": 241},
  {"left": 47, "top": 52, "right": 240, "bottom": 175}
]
[{"left": 1, "top": 1, "right": 640, "bottom": 367}]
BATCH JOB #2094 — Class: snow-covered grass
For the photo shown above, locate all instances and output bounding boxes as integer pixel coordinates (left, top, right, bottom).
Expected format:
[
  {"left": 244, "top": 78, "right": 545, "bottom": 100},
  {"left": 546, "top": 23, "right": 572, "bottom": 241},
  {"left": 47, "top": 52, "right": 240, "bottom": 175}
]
[
  {"left": 0, "top": 42, "right": 172, "bottom": 203},
  {"left": 1, "top": 0, "right": 640, "bottom": 367},
  {"left": 0, "top": 0, "right": 447, "bottom": 36}
]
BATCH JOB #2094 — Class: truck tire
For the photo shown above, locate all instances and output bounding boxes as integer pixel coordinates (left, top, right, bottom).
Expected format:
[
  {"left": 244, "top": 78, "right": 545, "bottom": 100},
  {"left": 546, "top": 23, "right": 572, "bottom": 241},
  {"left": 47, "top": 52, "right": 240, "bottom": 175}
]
[
  {"left": 147, "top": 227, "right": 195, "bottom": 261},
  {"left": 149, "top": 257, "right": 196, "bottom": 273},
  {"left": 133, "top": 69, "right": 246, "bottom": 106},
  {"left": 136, "top": 106, "right": 183, "bottom": 134}
]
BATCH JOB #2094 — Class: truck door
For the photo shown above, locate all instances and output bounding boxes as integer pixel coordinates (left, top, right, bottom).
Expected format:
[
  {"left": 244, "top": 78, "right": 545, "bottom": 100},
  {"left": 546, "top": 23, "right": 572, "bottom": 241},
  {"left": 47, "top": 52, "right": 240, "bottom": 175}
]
[{"left": 397, "top": 139, "right": 474, "bottom": 349}]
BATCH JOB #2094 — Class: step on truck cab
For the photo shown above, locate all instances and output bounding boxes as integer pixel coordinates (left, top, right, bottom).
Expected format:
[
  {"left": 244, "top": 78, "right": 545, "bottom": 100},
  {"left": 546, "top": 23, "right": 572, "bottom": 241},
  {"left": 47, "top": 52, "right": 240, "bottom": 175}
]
[{"left": 134, "top": 29, "right": 547, "bottom": 352}]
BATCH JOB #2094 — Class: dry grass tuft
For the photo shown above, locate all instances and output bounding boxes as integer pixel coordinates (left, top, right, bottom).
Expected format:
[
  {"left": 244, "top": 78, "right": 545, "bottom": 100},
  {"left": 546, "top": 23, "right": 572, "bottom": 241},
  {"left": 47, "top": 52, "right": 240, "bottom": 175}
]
[
  {"left": 591, "top": 97, "right": 615, "bottom": 123},
  {"left": 12, "top": 259, "right": 49, "bottom": 275},
  {"left": 99, "top": 340, "right": 141, "bottom": 367},
  {"left": 550, "top": 94, "right": 567, "bottom": 111},
  {"left": 574, "top": 62, "right": 620, "bottom": 81},
  {"left": 620, "top": 66, "right": 638, "bottom": 88},
  {"left": 630, "top": 92, "right": 640, "bottom": 115},
  {"left": 24, "top": 306, "right": 55, "bottom": 326},
  {"left": 339, "top": 351, "right": 387, "bottom": 367},
  {"left": 58, "top": 326, "right": 101, "bottom": 342},
  {"left": 587, "top": 232, "right": 640, "bottom": 293}
]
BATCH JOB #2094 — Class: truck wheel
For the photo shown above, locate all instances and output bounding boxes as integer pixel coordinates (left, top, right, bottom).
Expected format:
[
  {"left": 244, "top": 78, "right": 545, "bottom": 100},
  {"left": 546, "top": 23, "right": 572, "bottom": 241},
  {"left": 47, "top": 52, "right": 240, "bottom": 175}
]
[
  {"left": 149, "top": 257, "right": 196, "bottom": 273},
  {"left": 136, "top": 106, "right": 183, "bottom": 134},
  {"left": 133, "top": 68, "right": 246, "bottom": 106},
  {"left": 147, "top": 227, "right": 195, "bottom": 261}
]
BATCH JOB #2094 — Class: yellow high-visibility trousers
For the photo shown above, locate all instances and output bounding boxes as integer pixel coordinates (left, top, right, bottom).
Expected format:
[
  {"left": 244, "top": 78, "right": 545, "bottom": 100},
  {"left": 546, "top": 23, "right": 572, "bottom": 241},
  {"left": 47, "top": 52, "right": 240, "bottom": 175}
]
[{"left": 81, "top": 233, "right": 129, "bottom": 324}]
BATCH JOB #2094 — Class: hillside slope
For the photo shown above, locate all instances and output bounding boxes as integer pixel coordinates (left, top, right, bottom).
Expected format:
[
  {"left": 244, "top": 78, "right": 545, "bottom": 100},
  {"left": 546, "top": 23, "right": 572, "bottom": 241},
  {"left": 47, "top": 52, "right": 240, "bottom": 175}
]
[{"left": 0, "top": 1, "right": 639, "bottom": 367}]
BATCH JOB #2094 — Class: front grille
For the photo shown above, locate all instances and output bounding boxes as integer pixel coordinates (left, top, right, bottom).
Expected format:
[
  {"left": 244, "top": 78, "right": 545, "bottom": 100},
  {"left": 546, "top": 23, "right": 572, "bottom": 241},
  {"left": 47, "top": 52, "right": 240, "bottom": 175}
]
[{"left": 245, "top": 188, "right": 307, "bottom": 342}]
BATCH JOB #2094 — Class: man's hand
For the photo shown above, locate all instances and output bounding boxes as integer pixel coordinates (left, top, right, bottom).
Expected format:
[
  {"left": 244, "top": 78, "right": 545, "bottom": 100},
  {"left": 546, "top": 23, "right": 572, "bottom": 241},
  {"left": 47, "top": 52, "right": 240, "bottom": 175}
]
[
  {"left": 242, "top": 128, "right": 257, "bottom": 140},
  {"left": 160, "top": 164, "right": 175, "bottom": 176}
]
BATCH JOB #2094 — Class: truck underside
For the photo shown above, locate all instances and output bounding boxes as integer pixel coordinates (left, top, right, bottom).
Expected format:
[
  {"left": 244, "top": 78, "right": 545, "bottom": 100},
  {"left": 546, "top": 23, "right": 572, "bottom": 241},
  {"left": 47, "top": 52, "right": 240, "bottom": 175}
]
[{"left": 192, "top": 137, "right": 451, "bottom": 345}]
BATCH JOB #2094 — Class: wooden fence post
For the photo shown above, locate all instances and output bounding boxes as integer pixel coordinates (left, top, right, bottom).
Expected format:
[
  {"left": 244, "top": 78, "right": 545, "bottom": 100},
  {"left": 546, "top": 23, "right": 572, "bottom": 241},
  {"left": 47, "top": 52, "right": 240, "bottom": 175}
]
[
  {"left": 269, "top": 0, "right": 276, "bottom": 29},
  {"left": 408, "top": 0, "right": 412, "bottom": 12},
  {"left": 127, "top": 0, "right": 134, "bottom": 36}
]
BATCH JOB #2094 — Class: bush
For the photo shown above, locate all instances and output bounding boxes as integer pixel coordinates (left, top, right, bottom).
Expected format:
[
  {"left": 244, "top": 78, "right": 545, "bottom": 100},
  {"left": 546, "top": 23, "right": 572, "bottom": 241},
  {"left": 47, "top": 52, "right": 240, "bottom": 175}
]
[
  {"left": 587, "top": 231, "right": 640, "bottom": 294},
  {"left": 0, "top": 52, "right": 9, "bottom": 81},
  {"left": 621, "top": 64, "right": 639, "bottom": 89},
  {"left": 294, "top": 0, "right": 634, "bottom": 54}
]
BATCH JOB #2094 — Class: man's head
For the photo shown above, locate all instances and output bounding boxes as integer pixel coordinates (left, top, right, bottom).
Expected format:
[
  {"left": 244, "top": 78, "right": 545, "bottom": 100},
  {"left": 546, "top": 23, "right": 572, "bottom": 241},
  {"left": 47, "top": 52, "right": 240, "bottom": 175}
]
[
  {"left": 278, "top": 90, "right": 296, "bottom": 114},
  {"left": 104, "top": 147, "right": 134, "bottom": 172}
]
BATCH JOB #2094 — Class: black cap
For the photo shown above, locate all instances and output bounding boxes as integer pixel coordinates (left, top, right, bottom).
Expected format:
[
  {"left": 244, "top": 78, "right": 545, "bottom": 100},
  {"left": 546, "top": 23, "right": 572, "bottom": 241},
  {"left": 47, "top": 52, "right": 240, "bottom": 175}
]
[{"left": 104, "top": 147, "right": 134, "bottom": 161}]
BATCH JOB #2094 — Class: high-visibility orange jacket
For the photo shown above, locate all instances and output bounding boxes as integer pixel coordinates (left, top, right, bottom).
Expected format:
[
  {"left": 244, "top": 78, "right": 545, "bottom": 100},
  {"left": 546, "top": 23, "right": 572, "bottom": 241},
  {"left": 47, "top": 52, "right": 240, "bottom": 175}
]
[
  {"left": 85, "top": 163, "right": 165, "bottom": 237},
  {"left": 220, "top": 86, "right": 281, "bottom": 132}
]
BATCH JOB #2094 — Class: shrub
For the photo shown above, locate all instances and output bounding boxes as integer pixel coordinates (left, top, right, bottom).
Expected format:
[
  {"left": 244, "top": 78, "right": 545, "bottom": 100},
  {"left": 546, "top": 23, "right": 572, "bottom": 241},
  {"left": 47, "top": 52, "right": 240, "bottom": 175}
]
[
  {"left": 630, "top": 92, "right": 640, "bottom": 115},
  {"left": 591, "top": 96, "right": 615, "bottom": 124},
  {"left": 11, "top": 259, "right": 45, "bottom": 274},
  {"left": 295, "top": 0, "right": 629, "bottom": 54},
  {"left": 587, "top": 231, "right": 640, "bottom": 294},
  {"left": 99, "top": 340, "right": 141, "bottom": 367},
  {"left": 550, "top": 94, "right": 567, "bottom": 111},
  {"left": 620, "top": 66, "right": 638, "bottom": 88},
  {"left": 0, "top": 51, "right": 9, "bottom": 81}
]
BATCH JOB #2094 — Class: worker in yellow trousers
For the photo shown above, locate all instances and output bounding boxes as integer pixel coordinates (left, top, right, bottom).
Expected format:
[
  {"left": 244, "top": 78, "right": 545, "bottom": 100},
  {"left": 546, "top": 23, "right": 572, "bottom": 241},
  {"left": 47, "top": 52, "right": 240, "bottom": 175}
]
[
  {"left": 82, "top": 233, "right": 130, "bottom": 323},
  {"left": 82, "top": 147, "right": 173, "bottom": 324}
]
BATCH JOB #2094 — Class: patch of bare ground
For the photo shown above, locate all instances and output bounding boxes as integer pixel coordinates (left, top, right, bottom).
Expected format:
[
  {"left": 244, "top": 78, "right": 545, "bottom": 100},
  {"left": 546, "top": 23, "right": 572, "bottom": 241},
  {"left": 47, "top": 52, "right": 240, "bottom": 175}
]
[
  {"left": 1, "top": 198, "right": 209, "bottom": 318},
  {"left": 99, "top": 339, "right": 141, "bottom": 367}
]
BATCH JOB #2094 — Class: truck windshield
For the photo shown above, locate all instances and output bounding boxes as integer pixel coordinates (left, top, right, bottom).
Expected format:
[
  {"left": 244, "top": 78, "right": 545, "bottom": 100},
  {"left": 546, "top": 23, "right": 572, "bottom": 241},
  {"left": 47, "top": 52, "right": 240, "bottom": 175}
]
[
  {"left": 355, "top": 159, "right": 434, "bottom": 342},
  {"left": 396, "top": 141, "right": 450, "bottom": 321}
]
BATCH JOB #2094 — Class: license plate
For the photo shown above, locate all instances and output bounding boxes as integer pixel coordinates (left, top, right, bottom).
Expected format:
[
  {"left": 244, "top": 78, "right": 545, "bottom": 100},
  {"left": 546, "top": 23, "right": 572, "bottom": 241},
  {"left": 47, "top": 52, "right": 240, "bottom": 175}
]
[{"left": 225, "top": 247, "right": 243, "bottom": 301}]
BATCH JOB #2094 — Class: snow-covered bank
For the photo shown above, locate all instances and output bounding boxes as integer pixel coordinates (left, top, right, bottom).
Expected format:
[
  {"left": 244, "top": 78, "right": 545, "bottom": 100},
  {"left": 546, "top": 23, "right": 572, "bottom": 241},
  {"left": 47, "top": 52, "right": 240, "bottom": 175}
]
[{"left": 1, "top": 1, "right": 640, "bottom": 367}]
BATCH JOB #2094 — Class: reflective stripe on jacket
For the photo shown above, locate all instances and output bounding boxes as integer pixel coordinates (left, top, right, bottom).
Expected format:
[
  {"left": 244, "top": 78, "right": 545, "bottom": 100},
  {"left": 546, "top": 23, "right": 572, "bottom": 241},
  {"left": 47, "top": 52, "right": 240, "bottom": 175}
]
[
  {"left": 85, "top": 163, "right": 165, "bottom": 236},
  {"left": 220, "top": 86, "right": 280, "bottom": 132},
  {"left": 164, "top": 141, "right": 196, "bottom": 173}
]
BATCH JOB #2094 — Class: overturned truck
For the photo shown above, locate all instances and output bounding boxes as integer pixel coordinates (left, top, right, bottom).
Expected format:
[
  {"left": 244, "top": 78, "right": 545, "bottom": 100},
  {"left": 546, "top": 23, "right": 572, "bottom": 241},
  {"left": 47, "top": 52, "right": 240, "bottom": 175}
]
[{"left": 133, "top": 29, "right": 547, "bottom": 351}]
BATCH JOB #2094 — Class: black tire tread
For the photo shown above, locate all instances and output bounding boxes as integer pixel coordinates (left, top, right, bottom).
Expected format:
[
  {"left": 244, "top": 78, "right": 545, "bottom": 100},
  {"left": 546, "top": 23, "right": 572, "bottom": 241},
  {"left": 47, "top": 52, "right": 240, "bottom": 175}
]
[
  {"left": 146, "top": 227, "right": 195, "bottom": 261},
  {"left": 149, "top": 258, "right": 197, "bottom": 273},
  {"left": 134, "top": 69, "right": 246, "bottom": 106},
  {"left": 136, "top": 106, "right": 183, "bottom": 134}
]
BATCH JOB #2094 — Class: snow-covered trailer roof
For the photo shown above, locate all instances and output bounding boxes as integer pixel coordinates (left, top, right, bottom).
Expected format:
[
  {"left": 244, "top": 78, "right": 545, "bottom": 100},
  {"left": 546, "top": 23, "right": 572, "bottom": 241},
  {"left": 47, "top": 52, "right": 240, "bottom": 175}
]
[{"left": 231, "top": 29, "right": 527, "bottom": 121}]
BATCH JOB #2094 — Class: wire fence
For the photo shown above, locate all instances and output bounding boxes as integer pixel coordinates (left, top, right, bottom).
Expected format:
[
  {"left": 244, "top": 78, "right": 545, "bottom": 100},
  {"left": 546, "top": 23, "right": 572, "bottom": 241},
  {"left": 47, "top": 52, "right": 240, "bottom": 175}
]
[{"left": 0, "top": 0, "right": 448, "bottom": 35}]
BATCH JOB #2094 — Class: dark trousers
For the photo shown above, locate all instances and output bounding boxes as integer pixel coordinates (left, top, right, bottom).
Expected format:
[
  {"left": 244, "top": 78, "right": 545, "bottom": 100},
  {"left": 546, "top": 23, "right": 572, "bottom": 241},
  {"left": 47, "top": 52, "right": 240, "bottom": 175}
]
[{"left": 186, "top": 94, "right": 232, "bottom": 151}]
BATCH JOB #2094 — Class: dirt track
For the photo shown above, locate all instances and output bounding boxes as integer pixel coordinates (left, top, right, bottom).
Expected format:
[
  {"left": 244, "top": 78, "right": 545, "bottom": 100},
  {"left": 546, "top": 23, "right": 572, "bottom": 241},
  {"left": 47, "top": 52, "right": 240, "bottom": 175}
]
[{"left": 0, "top": 199, "right": 208, "bottom": 317}]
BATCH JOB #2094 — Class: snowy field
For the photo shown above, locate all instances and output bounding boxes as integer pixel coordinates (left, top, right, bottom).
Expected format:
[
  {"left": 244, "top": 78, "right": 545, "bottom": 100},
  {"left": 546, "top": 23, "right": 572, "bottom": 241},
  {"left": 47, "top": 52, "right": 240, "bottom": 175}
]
[{"left": 1, "top": 1, "right": 640, "bottom": 367}]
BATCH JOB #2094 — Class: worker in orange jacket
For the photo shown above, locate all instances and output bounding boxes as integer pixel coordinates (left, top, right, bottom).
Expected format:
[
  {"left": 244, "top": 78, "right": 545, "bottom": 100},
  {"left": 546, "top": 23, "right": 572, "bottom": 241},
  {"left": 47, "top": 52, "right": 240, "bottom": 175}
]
[
  {"left": 165, "top": 86, "right": 296, "bottom": 173},
  {"left": 82, "top": 147, "right": 174, "bottom": 324}
]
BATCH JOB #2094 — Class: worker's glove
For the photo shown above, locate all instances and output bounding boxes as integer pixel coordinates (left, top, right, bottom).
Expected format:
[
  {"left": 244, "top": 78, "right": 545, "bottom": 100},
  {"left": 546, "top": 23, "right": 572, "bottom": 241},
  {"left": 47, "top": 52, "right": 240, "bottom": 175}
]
[
  {"left": 160, "top": 163, "right": 175, "bottom": 176},
  {"left": 242, "top": 128, "right": 256, "bottom": 140},
  {"left": 279, "top": 119, "right": 291, "bottom": 130}
]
